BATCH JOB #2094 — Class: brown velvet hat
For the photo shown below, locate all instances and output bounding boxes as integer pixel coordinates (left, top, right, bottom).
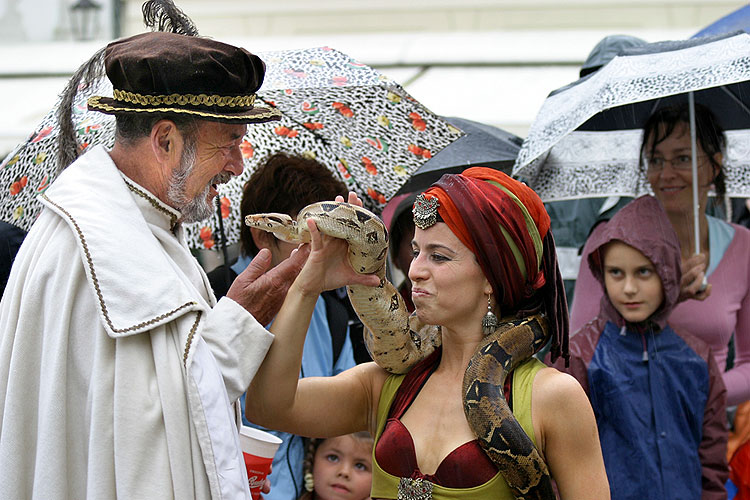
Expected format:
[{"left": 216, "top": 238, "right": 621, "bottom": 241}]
[{"left": 88, "top": 32, "right": 281, "bottom": 124}]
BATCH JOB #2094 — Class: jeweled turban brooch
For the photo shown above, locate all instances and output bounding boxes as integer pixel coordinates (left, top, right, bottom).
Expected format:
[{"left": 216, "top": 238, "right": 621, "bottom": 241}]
[{"left": 413, "top": 193, "right": 439, "bottom": 229}]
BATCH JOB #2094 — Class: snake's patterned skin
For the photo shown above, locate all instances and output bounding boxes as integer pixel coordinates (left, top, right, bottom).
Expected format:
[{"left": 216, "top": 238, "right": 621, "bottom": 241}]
[
  {"left": 245, "top": 201, "right": 554, "bottom": 499},
  {"left": 463, "top": 315, "right": 554, "bottom": 499}
]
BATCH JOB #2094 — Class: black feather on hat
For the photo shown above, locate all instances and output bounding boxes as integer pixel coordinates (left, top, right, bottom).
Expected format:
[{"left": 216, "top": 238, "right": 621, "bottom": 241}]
[{"left": 141, "top": 0, "right": 199, "bottom": 36}]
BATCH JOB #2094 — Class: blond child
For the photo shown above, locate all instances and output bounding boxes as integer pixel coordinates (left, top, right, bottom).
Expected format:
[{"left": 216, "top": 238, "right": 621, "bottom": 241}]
[
  {"left": 298, "top": 432, "right": 373, "bottom": 500},
  {"left": 550, "top": 195, "right": 728, "bottom": 499}
]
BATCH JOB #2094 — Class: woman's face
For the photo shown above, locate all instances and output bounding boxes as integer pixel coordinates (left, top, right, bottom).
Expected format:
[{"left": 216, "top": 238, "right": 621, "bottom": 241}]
[
  {"left": 408, "top": 222, "right": 491, "bottom": 332},
  {"left": 645, "top": 121, "right": 720, "bottom": 216}
]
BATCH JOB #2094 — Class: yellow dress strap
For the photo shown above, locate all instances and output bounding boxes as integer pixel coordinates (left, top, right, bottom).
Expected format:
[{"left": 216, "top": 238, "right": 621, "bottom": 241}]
[{"left": 370, "top": 358, "right": 546, "bottom": 499}]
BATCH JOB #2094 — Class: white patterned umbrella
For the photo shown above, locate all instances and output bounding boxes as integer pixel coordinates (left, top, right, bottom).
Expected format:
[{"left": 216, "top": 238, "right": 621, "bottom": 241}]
[
  {"left": 0, "top": 46, "right": 461, "bottom": 250},
  {"left": 513, "top": 32, "right": 750, "bottom": 202}
]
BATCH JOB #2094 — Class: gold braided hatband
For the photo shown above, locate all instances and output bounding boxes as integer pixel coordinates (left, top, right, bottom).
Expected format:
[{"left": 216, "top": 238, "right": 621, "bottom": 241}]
[
  {"left": 87, "top": 96, "right": 282, "bottom": 122},
  {"left": 112, "top": 89, "right": 257, "bottom": 108}
]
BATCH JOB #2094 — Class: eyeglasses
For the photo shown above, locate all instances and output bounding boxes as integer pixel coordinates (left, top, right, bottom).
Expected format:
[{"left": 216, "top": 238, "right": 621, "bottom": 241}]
[{"left": 645, "top": 154, "right": 708, "bottom": 172}]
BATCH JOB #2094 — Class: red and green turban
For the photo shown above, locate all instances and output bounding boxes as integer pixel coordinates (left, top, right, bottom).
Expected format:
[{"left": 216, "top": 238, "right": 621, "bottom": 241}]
[{"left": 417, "top": 167, "right": 568, "bottom": 364}]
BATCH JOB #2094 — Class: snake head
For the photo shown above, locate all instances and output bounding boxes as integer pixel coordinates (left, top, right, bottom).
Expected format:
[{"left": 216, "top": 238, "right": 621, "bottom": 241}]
[{"left": 244, "top": 212, "right": 306, "bottom": 243}]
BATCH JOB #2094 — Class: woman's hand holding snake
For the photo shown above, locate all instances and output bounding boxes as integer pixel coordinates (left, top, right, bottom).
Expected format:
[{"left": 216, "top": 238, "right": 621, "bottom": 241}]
[{"left": 294, "top": 217, "right": 380, "bottom": 297}]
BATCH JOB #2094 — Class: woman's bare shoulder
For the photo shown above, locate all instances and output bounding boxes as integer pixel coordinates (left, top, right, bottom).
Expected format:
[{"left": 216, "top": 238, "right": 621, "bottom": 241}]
[
  {"left": 532, "top": 368, "right": 610, "bottom": 499},
  {"left": 316, "top": 361, "right": 390, "bottom": 404},
  {"left": 533, "top": 366, "right": 590, "bottom": 414},
  {"left": 347, "top": 361, "right": 390, "bottom": 389}
]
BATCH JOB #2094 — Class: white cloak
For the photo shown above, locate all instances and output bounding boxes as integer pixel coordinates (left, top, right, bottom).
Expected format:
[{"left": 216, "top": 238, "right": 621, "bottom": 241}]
[{"left": 0, "top": 145, "right": 274, "bottom": 499}]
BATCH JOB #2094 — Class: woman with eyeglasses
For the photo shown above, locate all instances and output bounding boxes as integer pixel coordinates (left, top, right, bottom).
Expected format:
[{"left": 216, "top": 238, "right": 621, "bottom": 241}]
[{"left": 570, "top": 103, "right": 750, "bottom": 410}]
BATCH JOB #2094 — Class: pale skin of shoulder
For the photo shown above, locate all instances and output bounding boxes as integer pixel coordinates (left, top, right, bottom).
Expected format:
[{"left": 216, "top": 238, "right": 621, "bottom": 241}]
[
  {"left": 246, "top": 194, "right": 609, "bottom": 500},
  {"left": 533, "top": 367, "right": 611, "bottom": 499}
]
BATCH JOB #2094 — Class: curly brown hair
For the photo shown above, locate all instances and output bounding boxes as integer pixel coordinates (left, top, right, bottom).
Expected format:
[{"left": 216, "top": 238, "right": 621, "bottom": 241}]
[{"left": 239, "top": 152, "right": 348, "bottom": 256}]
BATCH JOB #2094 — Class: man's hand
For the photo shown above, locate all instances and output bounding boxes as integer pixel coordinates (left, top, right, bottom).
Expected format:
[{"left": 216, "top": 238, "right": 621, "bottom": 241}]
[
  {"left": 678, "top": 253, "right": 712, "bottom": 303},
  {"left": 227, "top": 246, "right": 310, "bottom": 325}
]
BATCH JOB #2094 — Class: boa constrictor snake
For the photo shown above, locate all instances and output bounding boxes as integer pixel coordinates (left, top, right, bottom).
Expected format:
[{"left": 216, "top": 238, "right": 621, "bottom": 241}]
[{"left": 245, "top": 201, "right": 554, "bottom": 500}]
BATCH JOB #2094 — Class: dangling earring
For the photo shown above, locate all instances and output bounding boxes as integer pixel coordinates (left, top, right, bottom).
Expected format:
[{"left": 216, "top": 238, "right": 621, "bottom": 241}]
[
  {"left": 304, "top": 471, "right": 314, "bottom": 492},
  {"left": 482, "top": 294, "right": 498, "bottom": 335}
]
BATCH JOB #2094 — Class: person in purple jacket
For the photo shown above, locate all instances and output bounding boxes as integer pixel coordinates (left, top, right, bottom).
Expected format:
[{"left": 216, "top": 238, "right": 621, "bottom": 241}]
[
  {"left": 570, "top": 103, "right": 750, "bottom": 408},
  {"left": 552, "top": 194, "right": 728, "bottom": 499}
]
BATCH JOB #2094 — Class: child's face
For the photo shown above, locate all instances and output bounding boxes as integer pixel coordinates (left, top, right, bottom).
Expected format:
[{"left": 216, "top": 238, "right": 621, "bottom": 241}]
[
  {"left": 602, "top": 241, "right": 664, "bottom": 323},
  {"left": 313, "top": 435, "right": 372, "bottom": 500}
]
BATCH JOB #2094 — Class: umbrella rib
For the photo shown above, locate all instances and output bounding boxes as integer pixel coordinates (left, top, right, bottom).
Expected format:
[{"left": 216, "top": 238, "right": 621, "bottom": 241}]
[
  {"left": 401, "top": 66, "right": 430, "bottom": 87},
  {"left": 720, "top": 85, "right": 750, "bottom": 118},
  {"left": 646, "top": 98, "right": 662, "bottom": 121}
]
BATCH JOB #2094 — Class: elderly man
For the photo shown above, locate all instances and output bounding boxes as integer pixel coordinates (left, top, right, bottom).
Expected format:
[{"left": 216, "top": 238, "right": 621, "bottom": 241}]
[{"left": 0, "top": 32, "right": 305, "bottom": 499}]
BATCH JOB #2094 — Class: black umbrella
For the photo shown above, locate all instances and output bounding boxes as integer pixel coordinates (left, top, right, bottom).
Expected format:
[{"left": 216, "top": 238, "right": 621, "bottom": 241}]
[{"left": 395, "top": 116, "right": 521, "bottom": 195}]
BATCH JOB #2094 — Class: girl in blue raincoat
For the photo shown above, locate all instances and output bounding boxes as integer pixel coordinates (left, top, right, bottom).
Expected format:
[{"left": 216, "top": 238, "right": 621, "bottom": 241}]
[{"left": 550, "top": 194, "right": 728, "bottom": 499}]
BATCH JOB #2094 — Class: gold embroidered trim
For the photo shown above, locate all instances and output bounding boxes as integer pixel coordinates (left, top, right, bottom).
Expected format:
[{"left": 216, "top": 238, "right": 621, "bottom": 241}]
[
  {"left": 125, "top": 182, "right": 179, "bottom": 230},
  {"left": 398, "top": 477, "right": 433, "bottom": 500},
  {"left": 113, "top": 89, "right": 256, "bottom": 108},
  {"left": 184, "top": 311, "right": 202, "bottom": 367},
  {"left": 41, "top": 194, "right": 197, "bottom": 333},
  {"left": 88, "top": 96, "right": 283, "bottom": 121}
]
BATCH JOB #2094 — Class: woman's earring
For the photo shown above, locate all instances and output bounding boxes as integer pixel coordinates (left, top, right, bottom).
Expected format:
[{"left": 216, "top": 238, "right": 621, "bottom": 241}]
[
  {"left": 304, "top": 471, "right": 314, "bottom": 492},
  {"left": 482, "top": 294, "right": 498, "bottom": 335}
]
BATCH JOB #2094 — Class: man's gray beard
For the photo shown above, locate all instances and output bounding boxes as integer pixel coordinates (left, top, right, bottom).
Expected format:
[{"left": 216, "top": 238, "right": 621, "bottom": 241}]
[{"left": 167, "top": 140, "right": 220, "bottom": 224}]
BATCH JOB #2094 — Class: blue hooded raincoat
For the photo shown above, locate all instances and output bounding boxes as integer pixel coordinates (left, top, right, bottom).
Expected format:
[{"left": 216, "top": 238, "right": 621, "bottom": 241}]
[{"left": 550, "top": 195, "right": 728, "bottom": 500}]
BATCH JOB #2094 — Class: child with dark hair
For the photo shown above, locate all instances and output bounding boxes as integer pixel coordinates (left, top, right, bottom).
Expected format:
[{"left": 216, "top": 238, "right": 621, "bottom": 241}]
[
  {"left": 551, "top": 195, "right": 728, "bottom": 499},
  {"left": 299, "top": 432, "right": 373, "bottom": 500}
]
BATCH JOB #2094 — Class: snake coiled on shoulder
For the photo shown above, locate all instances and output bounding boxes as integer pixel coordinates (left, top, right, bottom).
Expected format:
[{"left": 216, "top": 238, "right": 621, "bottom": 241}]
[{"left": 245, "top": 201, "right": 554, "bottom": 500}]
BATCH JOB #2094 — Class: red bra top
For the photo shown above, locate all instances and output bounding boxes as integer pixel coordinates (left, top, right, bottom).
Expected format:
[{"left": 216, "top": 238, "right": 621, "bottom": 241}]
[{"left": 374, "top": 349, "right": 511, "bottom": 488}]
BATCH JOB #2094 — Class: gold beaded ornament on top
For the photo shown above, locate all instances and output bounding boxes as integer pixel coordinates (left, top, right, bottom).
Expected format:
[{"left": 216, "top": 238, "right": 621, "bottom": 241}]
[{"left": 413, "top": 193, "right": 439, "bottom": 230}]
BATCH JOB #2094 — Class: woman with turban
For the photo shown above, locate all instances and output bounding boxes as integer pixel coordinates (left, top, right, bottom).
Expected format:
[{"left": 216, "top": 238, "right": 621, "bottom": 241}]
[{"left": 246, "top": 168, "right": 609, "bottom": 499}]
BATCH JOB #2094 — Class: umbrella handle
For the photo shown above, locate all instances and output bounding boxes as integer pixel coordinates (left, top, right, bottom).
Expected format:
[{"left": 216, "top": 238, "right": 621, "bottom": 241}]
[
  {"left": 688, "top": 93, "right": 703, "bottom": 255},
  {"left": 689, "top": 93, "right": 708, "bottom": 293}
]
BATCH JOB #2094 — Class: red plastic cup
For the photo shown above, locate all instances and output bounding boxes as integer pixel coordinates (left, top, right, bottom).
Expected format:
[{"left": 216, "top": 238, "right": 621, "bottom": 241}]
[{"left": 239, "top": 426, "right": 282, "bottom": 500}]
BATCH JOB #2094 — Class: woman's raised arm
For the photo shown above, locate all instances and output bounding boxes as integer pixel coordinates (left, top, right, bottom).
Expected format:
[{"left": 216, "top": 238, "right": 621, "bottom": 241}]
[{"left": 245, "top": 214, "right": 384, "bottom": 437}]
